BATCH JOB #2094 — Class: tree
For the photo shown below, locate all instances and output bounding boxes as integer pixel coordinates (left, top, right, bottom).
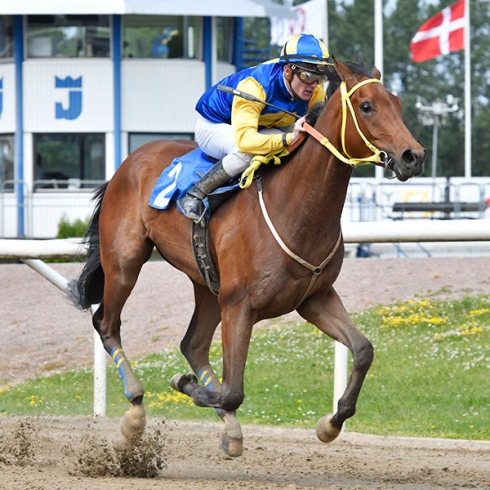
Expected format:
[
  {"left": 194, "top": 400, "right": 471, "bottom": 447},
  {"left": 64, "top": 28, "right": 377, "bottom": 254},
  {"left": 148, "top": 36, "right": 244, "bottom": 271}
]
[
  {"left": 326, "top": 0, "right": 488, "bottom": 177},
  {"left": 272, "top": 0, "right": 490, "bottom": 177}
]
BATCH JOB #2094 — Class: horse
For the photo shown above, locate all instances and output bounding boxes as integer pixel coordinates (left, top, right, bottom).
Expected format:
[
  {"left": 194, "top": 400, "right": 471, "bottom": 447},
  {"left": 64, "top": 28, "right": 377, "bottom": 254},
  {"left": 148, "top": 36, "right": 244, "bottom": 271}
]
[{"left": 68, "top": 58, "right": 425, "bottom": 457}]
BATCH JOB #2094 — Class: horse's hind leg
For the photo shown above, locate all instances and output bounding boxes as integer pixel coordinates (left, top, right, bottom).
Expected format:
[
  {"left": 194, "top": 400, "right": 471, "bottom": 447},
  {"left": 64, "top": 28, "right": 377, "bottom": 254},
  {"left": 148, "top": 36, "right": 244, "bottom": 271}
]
[
  {"left": 170, "top": 284, "right": 244, "bottom": 457},
  {"left": 94, "top": 242, "right": 153, "bottom": 441},
  {"left": 297, "top": 286, "right": 374, "bottom": 443}
]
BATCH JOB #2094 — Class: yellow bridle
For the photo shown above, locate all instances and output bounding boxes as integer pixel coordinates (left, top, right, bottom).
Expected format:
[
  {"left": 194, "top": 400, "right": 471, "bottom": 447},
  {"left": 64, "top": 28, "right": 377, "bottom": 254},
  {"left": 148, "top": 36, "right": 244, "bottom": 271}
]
[
  {"left": 309, "top": 78, "right": 386, "bottom": 166},
  {"left": 239, "top": 77, "right": 389, "bottom": 189}
]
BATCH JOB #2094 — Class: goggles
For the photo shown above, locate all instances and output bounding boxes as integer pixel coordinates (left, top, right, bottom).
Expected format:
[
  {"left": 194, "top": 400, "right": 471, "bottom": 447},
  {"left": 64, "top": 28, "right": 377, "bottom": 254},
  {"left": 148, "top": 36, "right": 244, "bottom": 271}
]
[{"left": 291, "top": 65, "right": 328, "bottom": 85}]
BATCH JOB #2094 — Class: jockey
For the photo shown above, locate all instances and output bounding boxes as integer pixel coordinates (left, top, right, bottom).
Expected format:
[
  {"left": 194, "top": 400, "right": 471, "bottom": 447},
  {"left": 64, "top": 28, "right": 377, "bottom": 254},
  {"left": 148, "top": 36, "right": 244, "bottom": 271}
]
[{"left": 178, "top": 33, "right": 333, "bottom": 221}]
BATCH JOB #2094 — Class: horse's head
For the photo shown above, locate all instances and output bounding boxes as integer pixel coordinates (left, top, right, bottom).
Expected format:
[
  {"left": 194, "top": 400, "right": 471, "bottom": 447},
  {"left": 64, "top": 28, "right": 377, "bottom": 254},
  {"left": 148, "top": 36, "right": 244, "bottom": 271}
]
[{"left": 321, "top": 58, "right": 425, "bottom": 182}]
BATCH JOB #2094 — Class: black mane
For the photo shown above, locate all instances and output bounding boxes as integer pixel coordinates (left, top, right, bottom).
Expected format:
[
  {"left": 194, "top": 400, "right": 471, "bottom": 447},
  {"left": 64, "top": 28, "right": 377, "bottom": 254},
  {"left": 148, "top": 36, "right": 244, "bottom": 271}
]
[{"left": 326, "top": 59, "right": 372, "bottom": 98}]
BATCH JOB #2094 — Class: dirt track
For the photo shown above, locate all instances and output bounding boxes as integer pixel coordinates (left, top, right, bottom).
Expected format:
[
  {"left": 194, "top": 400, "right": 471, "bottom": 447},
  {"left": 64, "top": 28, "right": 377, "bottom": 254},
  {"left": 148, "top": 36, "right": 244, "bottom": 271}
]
[
  {"left": 1, "top": 416, "right": 490, "bottom": 490},
  {"left": 1, "top": 257, "right": 490, "bottom": 489}
]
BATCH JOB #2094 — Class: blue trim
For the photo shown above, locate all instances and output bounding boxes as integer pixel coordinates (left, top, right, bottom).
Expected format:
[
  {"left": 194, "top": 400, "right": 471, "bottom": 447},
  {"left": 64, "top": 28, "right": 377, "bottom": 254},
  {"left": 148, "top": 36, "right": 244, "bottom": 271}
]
[
  {"left": 14, "top": 16, "right": 24, "bottom": 237},
  {"left": 112, "top": 15, "right": 122, "bottom": 170},
  {"left": 203, "top": 17, "right": 212, "bottom": 90},
  {"left": 233, "top": 18, "right": 244, "bottom": 71}
]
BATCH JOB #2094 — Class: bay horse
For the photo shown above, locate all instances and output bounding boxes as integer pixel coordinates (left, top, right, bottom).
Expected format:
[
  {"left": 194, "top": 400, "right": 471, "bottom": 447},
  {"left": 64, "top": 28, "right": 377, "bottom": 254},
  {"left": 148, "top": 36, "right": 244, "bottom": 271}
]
[{"left": 69, "top": 58, "right": 425, "bottom": 457}]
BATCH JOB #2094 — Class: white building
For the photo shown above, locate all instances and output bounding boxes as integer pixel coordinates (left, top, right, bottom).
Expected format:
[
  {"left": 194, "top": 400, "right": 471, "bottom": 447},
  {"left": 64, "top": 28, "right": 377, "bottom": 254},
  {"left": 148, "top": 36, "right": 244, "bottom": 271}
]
[
  {"left": 0, "top": 1, "right": 488, "bottom": 242},
  {"left": 0, "top": 0, "right": 293, "bottom": 237}
]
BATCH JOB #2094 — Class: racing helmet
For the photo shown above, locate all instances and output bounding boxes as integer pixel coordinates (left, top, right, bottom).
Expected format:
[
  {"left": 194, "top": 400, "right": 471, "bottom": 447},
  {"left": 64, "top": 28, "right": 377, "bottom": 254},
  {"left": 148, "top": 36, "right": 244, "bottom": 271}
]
[{"left": 280, "top": 34, "right": 332, "bottom": 74}]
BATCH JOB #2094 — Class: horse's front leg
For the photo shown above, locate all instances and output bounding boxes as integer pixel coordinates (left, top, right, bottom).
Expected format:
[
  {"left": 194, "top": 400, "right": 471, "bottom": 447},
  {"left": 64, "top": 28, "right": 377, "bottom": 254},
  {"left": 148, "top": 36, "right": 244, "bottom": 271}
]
[
  {"left": 297, "top": 286, "right": 374, "bottom": 443},
  {"left": 170, "top": 285, "right": 245, "bottom": 457},
  {"left": 170, "top": 369, "right": 243, "bottom": 457},
  {"left": 215, "top": 305, "right": 254, "bottom": 454}
]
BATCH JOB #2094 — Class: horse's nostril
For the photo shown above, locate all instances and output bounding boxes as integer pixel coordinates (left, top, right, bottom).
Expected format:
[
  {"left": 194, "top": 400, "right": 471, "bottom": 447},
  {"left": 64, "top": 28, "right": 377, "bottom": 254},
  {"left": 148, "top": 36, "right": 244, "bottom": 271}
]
[
  {"left": 402, "top": 149, "right": 416, "bottom": 164},
  {"left": 402, "top": 148, "right": 426, "bottom": 166}
]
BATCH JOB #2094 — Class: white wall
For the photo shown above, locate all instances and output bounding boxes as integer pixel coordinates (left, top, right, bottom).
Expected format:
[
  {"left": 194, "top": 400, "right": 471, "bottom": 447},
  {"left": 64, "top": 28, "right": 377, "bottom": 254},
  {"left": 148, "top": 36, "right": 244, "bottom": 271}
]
[
  {"left": 121, "top": 59, "right": 204, "bottom": 133},
  {"left": 121, "top": 59, "right": 235, "bottom": 134},
  {"left": 23, "top": 59, "right": 114, "bottom": 132}
]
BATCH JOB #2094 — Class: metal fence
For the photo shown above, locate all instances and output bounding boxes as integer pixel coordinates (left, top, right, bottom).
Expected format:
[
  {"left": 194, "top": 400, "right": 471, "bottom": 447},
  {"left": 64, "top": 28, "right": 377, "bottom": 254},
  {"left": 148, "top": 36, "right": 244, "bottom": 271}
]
[
  {"left": 343, "top": 178, "right": 490, "bottom": 223},
  {"left": 1, "top": 178, "right": 489, "bottom": 239},
  {"left": 1, "top": 179, "right": 105, "bottom": 238}
]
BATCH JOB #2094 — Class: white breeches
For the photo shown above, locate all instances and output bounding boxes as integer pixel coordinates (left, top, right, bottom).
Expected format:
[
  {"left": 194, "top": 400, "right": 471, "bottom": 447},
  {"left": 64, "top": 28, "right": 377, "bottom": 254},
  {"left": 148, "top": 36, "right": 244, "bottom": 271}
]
[{"left": 195, "top": 114, "right": 283, "bottom": 177}]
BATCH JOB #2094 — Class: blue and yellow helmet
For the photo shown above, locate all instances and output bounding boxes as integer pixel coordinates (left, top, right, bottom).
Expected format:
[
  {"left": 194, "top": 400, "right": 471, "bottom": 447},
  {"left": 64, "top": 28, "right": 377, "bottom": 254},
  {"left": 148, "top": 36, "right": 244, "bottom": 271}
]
[{"left": 280, "top": 34, "right": 332, "bottom": 73}]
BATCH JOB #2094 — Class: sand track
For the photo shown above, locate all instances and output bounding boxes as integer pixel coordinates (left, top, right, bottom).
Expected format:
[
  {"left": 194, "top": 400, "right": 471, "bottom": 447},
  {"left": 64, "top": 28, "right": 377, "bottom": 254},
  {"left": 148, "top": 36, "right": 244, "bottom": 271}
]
[{"left": 1, "top": 257, "right": 489, "bottom": 489}]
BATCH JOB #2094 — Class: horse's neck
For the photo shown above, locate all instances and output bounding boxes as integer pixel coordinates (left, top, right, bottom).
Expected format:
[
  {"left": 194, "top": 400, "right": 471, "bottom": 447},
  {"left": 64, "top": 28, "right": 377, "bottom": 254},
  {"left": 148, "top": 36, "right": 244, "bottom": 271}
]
[
  {"left": 265, "top": 136, "right": 352, "bottom": 254},
  {"left": 293, "top": 141, "right": 352, "bottom": 220}
]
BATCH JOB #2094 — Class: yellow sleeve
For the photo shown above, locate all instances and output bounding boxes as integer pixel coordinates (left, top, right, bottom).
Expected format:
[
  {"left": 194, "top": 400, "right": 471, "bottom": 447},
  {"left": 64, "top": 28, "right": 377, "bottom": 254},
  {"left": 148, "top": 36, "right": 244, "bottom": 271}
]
[
  {"left": 231, "top": 77, "right": 287, "bottom": 155},
  {"left": 308, "top": 84, "right": 327, "bottom": 109}
]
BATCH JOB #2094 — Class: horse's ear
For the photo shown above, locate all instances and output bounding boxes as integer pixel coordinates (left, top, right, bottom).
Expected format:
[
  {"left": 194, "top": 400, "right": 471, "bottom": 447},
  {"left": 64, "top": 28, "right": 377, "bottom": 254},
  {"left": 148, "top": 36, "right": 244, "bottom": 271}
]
[
  {"left": 372, "top": 66, "right": 382, "bottom": 80},
  {"left": 332, "top": 56, "right": 355, "bottom": 82}
]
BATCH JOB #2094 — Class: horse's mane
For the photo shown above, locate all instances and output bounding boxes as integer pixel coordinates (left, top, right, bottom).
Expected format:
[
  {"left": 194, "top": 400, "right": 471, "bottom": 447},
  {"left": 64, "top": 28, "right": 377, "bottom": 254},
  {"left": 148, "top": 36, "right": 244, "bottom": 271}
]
[
  {"left": 305, "top": 59, "right": 371, "bottom": 126},
  {"left": 326, "top": 59, "right": 372, "bottom": 97}
]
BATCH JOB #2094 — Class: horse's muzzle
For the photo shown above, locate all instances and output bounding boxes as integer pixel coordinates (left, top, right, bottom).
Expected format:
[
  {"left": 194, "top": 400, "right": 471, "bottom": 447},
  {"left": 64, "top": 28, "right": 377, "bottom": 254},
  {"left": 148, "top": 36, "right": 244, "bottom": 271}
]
[{"left": 392, "top": 148, "right": 426, "bottom": 182}]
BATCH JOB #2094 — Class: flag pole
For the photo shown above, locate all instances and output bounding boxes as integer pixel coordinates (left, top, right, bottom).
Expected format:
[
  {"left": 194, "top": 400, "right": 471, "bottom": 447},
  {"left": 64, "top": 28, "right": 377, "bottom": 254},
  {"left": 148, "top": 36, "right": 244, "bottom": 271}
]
[
  {"left": 464, "top": 0, "right": 471, "bottom": 177},
  {"left": 323, "top": 0, "right": 329, "bottom": 47},
  {"left": 374, "top": 0, "right": 384, "bottom": 180}
]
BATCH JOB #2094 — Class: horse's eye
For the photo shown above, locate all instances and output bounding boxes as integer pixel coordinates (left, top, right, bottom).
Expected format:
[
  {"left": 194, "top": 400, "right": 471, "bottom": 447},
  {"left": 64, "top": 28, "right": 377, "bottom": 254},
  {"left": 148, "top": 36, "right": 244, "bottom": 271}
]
[{"left": 360, "top": 102, "right": 372, "bottom": 113}]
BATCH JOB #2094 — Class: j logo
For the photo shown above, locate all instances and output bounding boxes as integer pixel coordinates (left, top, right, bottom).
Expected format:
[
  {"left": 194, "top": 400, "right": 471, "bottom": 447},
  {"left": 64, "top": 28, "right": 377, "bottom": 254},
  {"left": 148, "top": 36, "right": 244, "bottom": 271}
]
[
  {"left": 55, "top": 76, "right": 82, "bottom": 120},
  {"left": 0, "top": 78, "right": 3, "bottom": 118}
]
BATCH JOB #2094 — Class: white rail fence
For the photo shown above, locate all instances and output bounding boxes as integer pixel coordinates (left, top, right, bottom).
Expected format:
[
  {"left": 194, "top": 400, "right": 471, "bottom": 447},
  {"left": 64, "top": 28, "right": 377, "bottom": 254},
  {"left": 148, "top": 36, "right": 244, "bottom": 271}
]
[
  {"left": 1, "top": 219, "right": 490, "bottom": 417},
  {"left": 2, "top": 177, "right": 490, "bottom": 239}
]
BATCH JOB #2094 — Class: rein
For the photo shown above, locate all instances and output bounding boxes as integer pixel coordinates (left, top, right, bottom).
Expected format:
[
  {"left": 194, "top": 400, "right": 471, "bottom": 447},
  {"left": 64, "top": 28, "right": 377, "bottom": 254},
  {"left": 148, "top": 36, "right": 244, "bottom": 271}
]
[{"left": 239, "top": 78, "right": 391, "bottom": 189}]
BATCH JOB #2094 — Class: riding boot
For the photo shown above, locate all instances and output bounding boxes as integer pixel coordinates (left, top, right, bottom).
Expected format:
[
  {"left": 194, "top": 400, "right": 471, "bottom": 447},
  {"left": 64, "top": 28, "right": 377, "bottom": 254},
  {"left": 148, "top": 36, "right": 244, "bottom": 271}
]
[{"left": 177, "top": 160, "right": 231, "bottom": 221}]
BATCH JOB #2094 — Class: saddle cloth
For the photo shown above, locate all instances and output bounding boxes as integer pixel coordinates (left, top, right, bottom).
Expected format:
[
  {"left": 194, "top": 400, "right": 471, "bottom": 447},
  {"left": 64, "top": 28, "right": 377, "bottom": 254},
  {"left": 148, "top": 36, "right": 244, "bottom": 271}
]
[{"left": 149, "top": 148, "right": 238, "bottom": 211}]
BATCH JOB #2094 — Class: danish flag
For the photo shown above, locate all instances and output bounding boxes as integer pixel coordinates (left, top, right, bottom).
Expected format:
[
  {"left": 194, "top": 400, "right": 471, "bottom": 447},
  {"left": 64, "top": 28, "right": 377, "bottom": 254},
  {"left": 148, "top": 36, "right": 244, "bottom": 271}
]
[{"left": 410, "top": 0, "right": 465, "bottom": 62}]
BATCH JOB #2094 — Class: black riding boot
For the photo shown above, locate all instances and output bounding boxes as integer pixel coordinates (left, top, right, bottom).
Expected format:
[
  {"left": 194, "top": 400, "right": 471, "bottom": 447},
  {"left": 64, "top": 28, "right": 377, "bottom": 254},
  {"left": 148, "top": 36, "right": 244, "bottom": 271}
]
[{"left": 177, "top": 160, "right": 230, "bottom": 221}]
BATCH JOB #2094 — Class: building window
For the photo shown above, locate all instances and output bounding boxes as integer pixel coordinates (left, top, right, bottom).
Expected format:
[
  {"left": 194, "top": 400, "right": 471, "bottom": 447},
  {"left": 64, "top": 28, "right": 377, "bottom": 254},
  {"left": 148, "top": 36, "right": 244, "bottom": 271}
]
[
  {"left": 34, "top": 133, "right": 105, "bottom": 188},
  {"left": 0, "top": 16, "right": 14, "bottom": 59},
  {"left": 123, "top": 15, "right": 200, "bottom": 59},
  {"left": 26, "top": 15, "right": 110, "bottom": 58},
  {"left": 217, "top": 18, "right": 234, "bottom": 63},
  {"left": 129, "top": 133, "right": 193, "bottom": 154},
  {"left": 0, "top": 135, "right": 14, "bottom": 190}
]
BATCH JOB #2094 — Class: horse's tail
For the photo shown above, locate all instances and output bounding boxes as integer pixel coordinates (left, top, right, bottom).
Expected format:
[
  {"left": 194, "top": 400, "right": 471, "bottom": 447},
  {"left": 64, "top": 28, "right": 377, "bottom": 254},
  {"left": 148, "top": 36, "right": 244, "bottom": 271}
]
[{"left": 67, "top": 182, "right": 108, "bottom": 310}]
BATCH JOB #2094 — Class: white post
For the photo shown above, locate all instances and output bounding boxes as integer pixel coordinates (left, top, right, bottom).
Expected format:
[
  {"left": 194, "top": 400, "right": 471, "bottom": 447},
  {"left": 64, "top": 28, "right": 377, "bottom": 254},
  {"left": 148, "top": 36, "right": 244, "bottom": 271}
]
[
  {"left": 91, "top": 304, "right": 106, "bottom": 417},
  {"left": 464, "top": 0, "right": 471, "bottom": 178},
  {"left": 374, "top": 0, "right": 384, "bottom": 180},
  {"left": 23, "top": 258, "right": 70, "bottom": 291},
  {"left": 22, "top": 258, "right": 107, "bottom": 417},
  {"left": 333, "top": 341, "right": 348, "bottom": 413}
]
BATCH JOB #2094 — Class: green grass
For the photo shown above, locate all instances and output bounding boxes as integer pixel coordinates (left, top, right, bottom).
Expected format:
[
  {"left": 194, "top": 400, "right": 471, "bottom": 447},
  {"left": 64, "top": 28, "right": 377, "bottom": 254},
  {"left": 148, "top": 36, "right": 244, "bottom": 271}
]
[{"left": 1, "top": 295, "right": 489, "bottom": 440}]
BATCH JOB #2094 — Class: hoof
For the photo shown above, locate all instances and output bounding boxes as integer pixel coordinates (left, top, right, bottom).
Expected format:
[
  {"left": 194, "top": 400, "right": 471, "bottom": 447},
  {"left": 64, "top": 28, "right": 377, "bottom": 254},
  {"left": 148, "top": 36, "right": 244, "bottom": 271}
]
[
  {"left": 316, "top": 414, "right": 341, "bottom": 443},
  {"left": 220, "top": 433, "right": 243, "bottom": 457},
  {"left": 120, "top": 403, "right": 146, "bottom": 442},
  {"left": 170, "top": 373, "right": 198, "bottom": 393}
]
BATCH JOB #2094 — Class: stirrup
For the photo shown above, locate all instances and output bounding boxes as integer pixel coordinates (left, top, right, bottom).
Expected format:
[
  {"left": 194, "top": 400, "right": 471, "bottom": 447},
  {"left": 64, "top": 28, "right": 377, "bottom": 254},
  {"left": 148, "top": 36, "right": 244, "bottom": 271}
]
[{"left": 178, "top": 194, "right": 206, "bottom": 222}]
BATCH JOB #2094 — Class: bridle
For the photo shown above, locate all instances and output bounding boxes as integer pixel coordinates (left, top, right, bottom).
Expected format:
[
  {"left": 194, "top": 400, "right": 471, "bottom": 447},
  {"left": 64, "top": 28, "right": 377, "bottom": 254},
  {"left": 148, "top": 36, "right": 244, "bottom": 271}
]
[
  {"left": 239, "top": 76, "right": 395, "bottom": 189},
  {"left": 250, "top": 77, "right": 396, "bottom": 307},
  {"left": 303, "top": 78, "right": 394, "bottom": 170}
]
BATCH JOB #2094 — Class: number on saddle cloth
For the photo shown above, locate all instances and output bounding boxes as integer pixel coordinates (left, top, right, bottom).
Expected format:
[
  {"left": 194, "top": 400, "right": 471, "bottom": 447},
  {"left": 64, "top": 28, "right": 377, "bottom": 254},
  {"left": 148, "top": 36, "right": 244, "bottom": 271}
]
[{"left": 149, "top": 148, "right": 240, "bottom": 212}]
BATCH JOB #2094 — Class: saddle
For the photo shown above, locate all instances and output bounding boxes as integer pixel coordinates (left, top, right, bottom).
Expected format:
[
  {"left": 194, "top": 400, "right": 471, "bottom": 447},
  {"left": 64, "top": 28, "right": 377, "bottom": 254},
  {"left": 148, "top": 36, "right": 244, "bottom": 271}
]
[
  {"left": 149, "top": 135, "right": 307, "bottom": 295},
  {"left": 149, "top": 148, "right": 238, "bottom": 295}
]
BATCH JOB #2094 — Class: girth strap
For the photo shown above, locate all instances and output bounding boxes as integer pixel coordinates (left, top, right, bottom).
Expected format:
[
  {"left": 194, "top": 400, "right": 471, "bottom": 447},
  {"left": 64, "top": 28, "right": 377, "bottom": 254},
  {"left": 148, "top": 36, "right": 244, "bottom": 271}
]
[
  {"left": 192, "top": 220, "right": 220, "bottom": 295},
  {"left": 256, "top": 177, "right": 342, "bottom": 309}
]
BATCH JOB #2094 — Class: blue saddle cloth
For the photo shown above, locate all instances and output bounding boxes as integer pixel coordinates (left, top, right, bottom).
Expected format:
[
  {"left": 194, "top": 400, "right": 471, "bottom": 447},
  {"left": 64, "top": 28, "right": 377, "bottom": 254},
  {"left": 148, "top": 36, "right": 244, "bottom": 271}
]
[{"left": 149, "top": 148, "right": 238, "bottom": 210}]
